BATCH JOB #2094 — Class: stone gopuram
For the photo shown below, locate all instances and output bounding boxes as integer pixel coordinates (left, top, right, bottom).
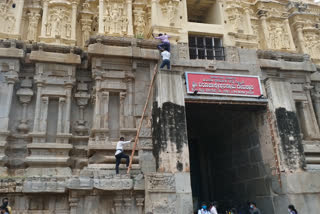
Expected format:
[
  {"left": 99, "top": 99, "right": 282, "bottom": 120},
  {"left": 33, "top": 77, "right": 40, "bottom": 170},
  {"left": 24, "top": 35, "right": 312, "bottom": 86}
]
[{"left": 1, "top": 0, "right": 320, "bottom": 213}]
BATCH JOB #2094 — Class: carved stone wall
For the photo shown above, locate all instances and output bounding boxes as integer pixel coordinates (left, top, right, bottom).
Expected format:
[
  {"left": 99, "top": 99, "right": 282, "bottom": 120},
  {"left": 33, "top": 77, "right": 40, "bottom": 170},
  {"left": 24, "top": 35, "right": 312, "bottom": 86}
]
[{"left": 0, "top": 0, "right": 319, "bottom": 63}]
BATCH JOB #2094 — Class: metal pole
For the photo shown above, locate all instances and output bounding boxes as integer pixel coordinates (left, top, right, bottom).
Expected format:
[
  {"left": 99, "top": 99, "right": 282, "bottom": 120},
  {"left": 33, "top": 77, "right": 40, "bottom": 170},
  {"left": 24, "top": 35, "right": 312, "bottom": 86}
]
[{"left": 127, "top": 64, "right": 158, "bottom": 174}]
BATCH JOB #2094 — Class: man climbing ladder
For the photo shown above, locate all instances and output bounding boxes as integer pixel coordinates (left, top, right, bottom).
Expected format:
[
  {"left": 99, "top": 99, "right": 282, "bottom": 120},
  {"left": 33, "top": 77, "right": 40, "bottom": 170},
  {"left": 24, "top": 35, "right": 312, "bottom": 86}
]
[{"left": 127, "top": 64, "right": 158, "bottom": 174}]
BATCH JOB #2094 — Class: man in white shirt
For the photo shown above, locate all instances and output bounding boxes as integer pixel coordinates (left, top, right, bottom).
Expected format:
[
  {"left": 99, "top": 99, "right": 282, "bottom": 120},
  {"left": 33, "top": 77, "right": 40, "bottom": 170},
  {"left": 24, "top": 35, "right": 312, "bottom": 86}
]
[
  {"left": 115, "top": 137, "right": 133, "bottom": 174},
  {"left": 160, "top": 49, "right": 171, "bottom": 70},
  {"left": 209, "top": 202, "right": 218, "bottom": 214}
]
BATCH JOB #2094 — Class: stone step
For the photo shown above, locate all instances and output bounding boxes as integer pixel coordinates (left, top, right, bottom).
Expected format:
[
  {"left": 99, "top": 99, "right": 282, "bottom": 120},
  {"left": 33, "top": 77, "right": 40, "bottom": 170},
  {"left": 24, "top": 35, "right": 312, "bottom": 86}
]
[
  {"left": 87, "top": 163, "right": 140, "bottom": 170},
  {"left": 303, "top": 141, "right": 320, "bottom": 153},
  {"left": 305, "top": 156, "right": 320, "bottom": 164}
]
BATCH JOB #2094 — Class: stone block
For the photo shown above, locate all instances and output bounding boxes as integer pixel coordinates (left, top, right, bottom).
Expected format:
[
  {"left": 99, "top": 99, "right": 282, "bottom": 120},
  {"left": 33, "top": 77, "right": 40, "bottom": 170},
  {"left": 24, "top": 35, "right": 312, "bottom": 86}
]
[
  {"left": 285, "top": 171, "right": 320, "bottom": 194},
  {"left": 30, "top": 51, "right": 81, "bottom": 64},
  {"left": 239, "top": 48, "right": 257, "bottom": 64},
  {"left": 139, "top": 150, "right": 156, "bottom": 173},
  {"left": 176, "top": 193, "right": 193, "bottom": 214},
  {"left": 174, "top": 173, "right": 192, "bottom": 194},
  {"left": 93, "top": 177, "right": 133, "bottom": 190},
  {"left": 88, "top": 43, "right": 132, "bottom": 57},
  {"left": 133, "top": 173, "right": 145, "bottom": 190},
  {"left": 0, "top": 47, "right": 24, "bottom": 58},
  {"left": 272, "top": 195, "right": 290, "bottom": 214},
  {"left": 255, "top": 196, "right": 275, "bottom": 214}
]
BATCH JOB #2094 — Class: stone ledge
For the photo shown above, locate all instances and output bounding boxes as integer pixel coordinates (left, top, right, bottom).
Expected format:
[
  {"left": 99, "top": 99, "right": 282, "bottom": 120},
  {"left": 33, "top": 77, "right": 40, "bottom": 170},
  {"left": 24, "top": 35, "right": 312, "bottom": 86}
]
[
  {"left": 29, "top": 51, "right": 81, "bottom": 64},
  {"left": 259, "top": 59, "right": 316, "bottom": 71},
  {"left": 27, "top": 143, "right": 73, "bottom": 149},
  {"left": 0, "top": 47, "right": 24, "bottom": 58},
  {"left": 25, "top": 156, "right": 70, "bottom": 165},
  {"left": 88, "top": 43, "right": 159, "bottom": 60}
]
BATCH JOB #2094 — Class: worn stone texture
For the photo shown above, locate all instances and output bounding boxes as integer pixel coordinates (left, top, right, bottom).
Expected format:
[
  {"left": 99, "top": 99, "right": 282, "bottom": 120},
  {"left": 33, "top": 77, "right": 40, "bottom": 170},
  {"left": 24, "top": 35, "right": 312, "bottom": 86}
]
[{"left": 0, "top": 0, "right": 320, "bottom": 213}]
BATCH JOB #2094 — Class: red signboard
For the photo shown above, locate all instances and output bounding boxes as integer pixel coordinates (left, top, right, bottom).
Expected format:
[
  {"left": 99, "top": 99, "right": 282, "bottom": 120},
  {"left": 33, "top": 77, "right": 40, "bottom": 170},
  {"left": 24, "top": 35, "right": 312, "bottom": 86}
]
[{"left": 185, "top": 72, "right": 262, "bottom": 97}]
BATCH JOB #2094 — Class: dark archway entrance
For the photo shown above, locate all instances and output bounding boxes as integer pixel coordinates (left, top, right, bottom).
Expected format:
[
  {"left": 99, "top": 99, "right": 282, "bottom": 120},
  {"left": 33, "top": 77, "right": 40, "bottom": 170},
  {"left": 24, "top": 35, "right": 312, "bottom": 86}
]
[{"left": 186, "top": 102, "right": 269, "bottom": 213}]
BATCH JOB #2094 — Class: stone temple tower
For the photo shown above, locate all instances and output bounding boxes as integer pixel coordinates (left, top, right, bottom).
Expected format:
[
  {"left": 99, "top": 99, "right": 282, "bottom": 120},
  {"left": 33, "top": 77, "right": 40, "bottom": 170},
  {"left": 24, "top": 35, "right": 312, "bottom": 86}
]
[{"left": 0, "top": 0, "right": 320, "bottom": 213}]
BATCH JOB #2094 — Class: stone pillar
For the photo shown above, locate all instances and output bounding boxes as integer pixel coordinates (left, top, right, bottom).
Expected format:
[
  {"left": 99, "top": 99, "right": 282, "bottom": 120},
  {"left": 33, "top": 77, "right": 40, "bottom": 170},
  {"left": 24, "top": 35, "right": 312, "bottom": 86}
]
[
  {"left": 215, "top": 0, "right": 225, "bottom": 25},
  {"left": 259, "top": 11, "right": 270, "bottom": 49},
  {"left": 295, "top": 23, "right": 307, "bottom": 54},
  {"left": 0, "top": 64, "right": 19, "bottom": 172},
  {"left": 94, "top": 76, "right": 102, "bottom": 129},
  {"left": 151, "top": 0, "right": 158, "bottom": 26},
  {"left": 41, "top": 0, "right": 49, "bottom": 37},
  {"left": 284, "top": 19, "right": 295, "bottom": 50},
  {"left": 265, "top": 78, "right": 305, "bottom": 170},
  {"left": 244, "top": 8, "right": 253, "bottom": 34},
  {"left": 123, "top": 197, "right": 132, "bottom": 213},
  {"left": 113, "top": 197, "right": 122, "bottom": 214},
  {"left": 98, "top": 0, "right": 104, "bottom": 34},
  {"left": 3, "top": 69, "right": 18, "bottom": 127},
  {"left": 14, "top": 0, "right": 25, "bottom": 35},
  {"left": 311, "top": 93, "right": 320, "bottom": 127},
  {"left": 74, "top": 83, "right": 90, "bottom": 135},
  {"left": 57, "top": 97, "right": 66, "bottom": 133},
  {"left": 39, "top": 96, "right": 49, "bottom": 133},
  {"left": 102, "top": 91, "right": 109, "bottom": 129},
  {"left": 120, "top": 92, "right": 126, "bottom": 128},
  {"left": 136, "top": 197, "right": 144, "bottom": 214},
  {"left": 27, "top": 8, "right": 41, "bottom": 41},
  {"left": 127, "top": 0, "right": 134, "bottom": 36},
  {"left": 69, "top": 197, "right": 79, "bottom": 214},
  {"left": 71, "top": 1, "right": 78, "bottom": 41},
  {"left": 147, "top": 70, "right": 193, "bottom": 214},
  {"left": 33, "top": 81, "right": 43, "bottom": 132},
  {"left": 16, "top": 79, "right": 34, "bottom": 133},
  {"left": 80, "top": 13, "right": 93, "bottom": 46},
  {"left": 64, "top": 83, "right": 73, "bottom": 133},
  {"left": 298, "top": 84, "right": 320, "bottom": 139},
  {"left": 125, "top": 77, "right": 134, "bottom": 128}
]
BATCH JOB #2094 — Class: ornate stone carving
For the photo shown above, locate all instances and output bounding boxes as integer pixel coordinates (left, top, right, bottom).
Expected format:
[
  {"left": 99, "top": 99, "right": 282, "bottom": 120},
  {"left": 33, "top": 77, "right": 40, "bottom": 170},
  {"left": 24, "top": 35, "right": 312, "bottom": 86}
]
[
  {"left": 304, "top": 31, "right": 320, "bottom": 59},
  {"left": 133, "top": 9, "right": 146, "bottom": 37},
  {"left": 74, "top": 81, "right": 90, "bottom": 136},
  {"left": 146, "top": 174, "right": 175, "bottom": 192},
  {"left": 136, "top": 197, "right": 144, "bottom": 214},
  {"left": 27, "top": 8, "right": 41, "bottom": 41},
  {"left": 80, "top": 1, "right": 93, "bottom": 46},
  {"left": 226, "top": 1, "right": 245, "bottom": 33},
  {"left": 0, "top": 1, "right": 16, "bottom": 34},
  {"left": 16, "top": 78, "right": 34, "bottom": 133},
  {"left": 161, "top": 0, "right": 179, "bottom": 26},
  {"left": 46, "top": 6, "right": 72, "bottom": 38},
  {"left": 268, "top": 21, "right": 291, "bottom": 50},
  {"left": 103, "top": 0, "right": 128, "bottom": 36}
]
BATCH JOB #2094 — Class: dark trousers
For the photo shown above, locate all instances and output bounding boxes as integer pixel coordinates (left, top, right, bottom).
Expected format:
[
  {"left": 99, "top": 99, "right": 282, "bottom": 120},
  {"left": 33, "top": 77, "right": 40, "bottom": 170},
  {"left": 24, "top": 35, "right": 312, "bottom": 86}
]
[
  {"left": 115, "top": 152, "right": 129, "bottom": 174},
  {"left": 160, "top": 59, "right": 170, "bottom": 69},
  {"left": 157, "top": 42, "right": 170, "bottom": 51}
]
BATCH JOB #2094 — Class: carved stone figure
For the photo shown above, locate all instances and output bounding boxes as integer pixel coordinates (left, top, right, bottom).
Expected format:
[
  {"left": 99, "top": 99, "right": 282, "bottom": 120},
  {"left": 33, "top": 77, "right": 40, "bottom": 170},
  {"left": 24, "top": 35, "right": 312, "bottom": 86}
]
[
  {"left": 0, "top": 1, "right": 16, "bottom": 34},
  {"left": 46, "top": 6, "right": 72, "bottom": 38},
  {"left": 134, "top": 10, "right": 145, "bottom": 37},
  {"left": 103, "top": 1, "right": 128, "bottom": 36},
  {"left": 27, "top": 10, "right": 41, "bottom": 41},
  {"left": 305, "top": 32, "right": 320, "bottom": 59},
  {"left": 161, "top": 0, "right": 179, "bottom": 25}
]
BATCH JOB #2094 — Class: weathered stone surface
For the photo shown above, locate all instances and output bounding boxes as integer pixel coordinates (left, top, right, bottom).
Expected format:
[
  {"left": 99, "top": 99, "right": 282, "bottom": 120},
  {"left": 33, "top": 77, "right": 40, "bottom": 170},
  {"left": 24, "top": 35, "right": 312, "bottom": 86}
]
[{"left": 1, "top": 0, "right": 320, "bottom": 213}]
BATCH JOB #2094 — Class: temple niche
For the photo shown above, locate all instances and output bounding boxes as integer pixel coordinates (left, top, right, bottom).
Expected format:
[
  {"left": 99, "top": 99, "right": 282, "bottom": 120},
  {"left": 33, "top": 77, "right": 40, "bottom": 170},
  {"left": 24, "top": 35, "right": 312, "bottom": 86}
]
[
  {"left": 302, "top": 18, "right": 320, "bottom": 64},
  {"left": 39, "top": 0, "right": 78, "bottom": 45},
  {"left": 267, "top": 20, "right": 292, "bottom": 50},
  {"left": 160, "top": 0, "right": 180, "bottom": 26},
  {"left": 0, "top": 0, "right": 17, "bottom": 36},
  {"left": 103, "top": 0, "right": 128, "bottom": 36}
]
